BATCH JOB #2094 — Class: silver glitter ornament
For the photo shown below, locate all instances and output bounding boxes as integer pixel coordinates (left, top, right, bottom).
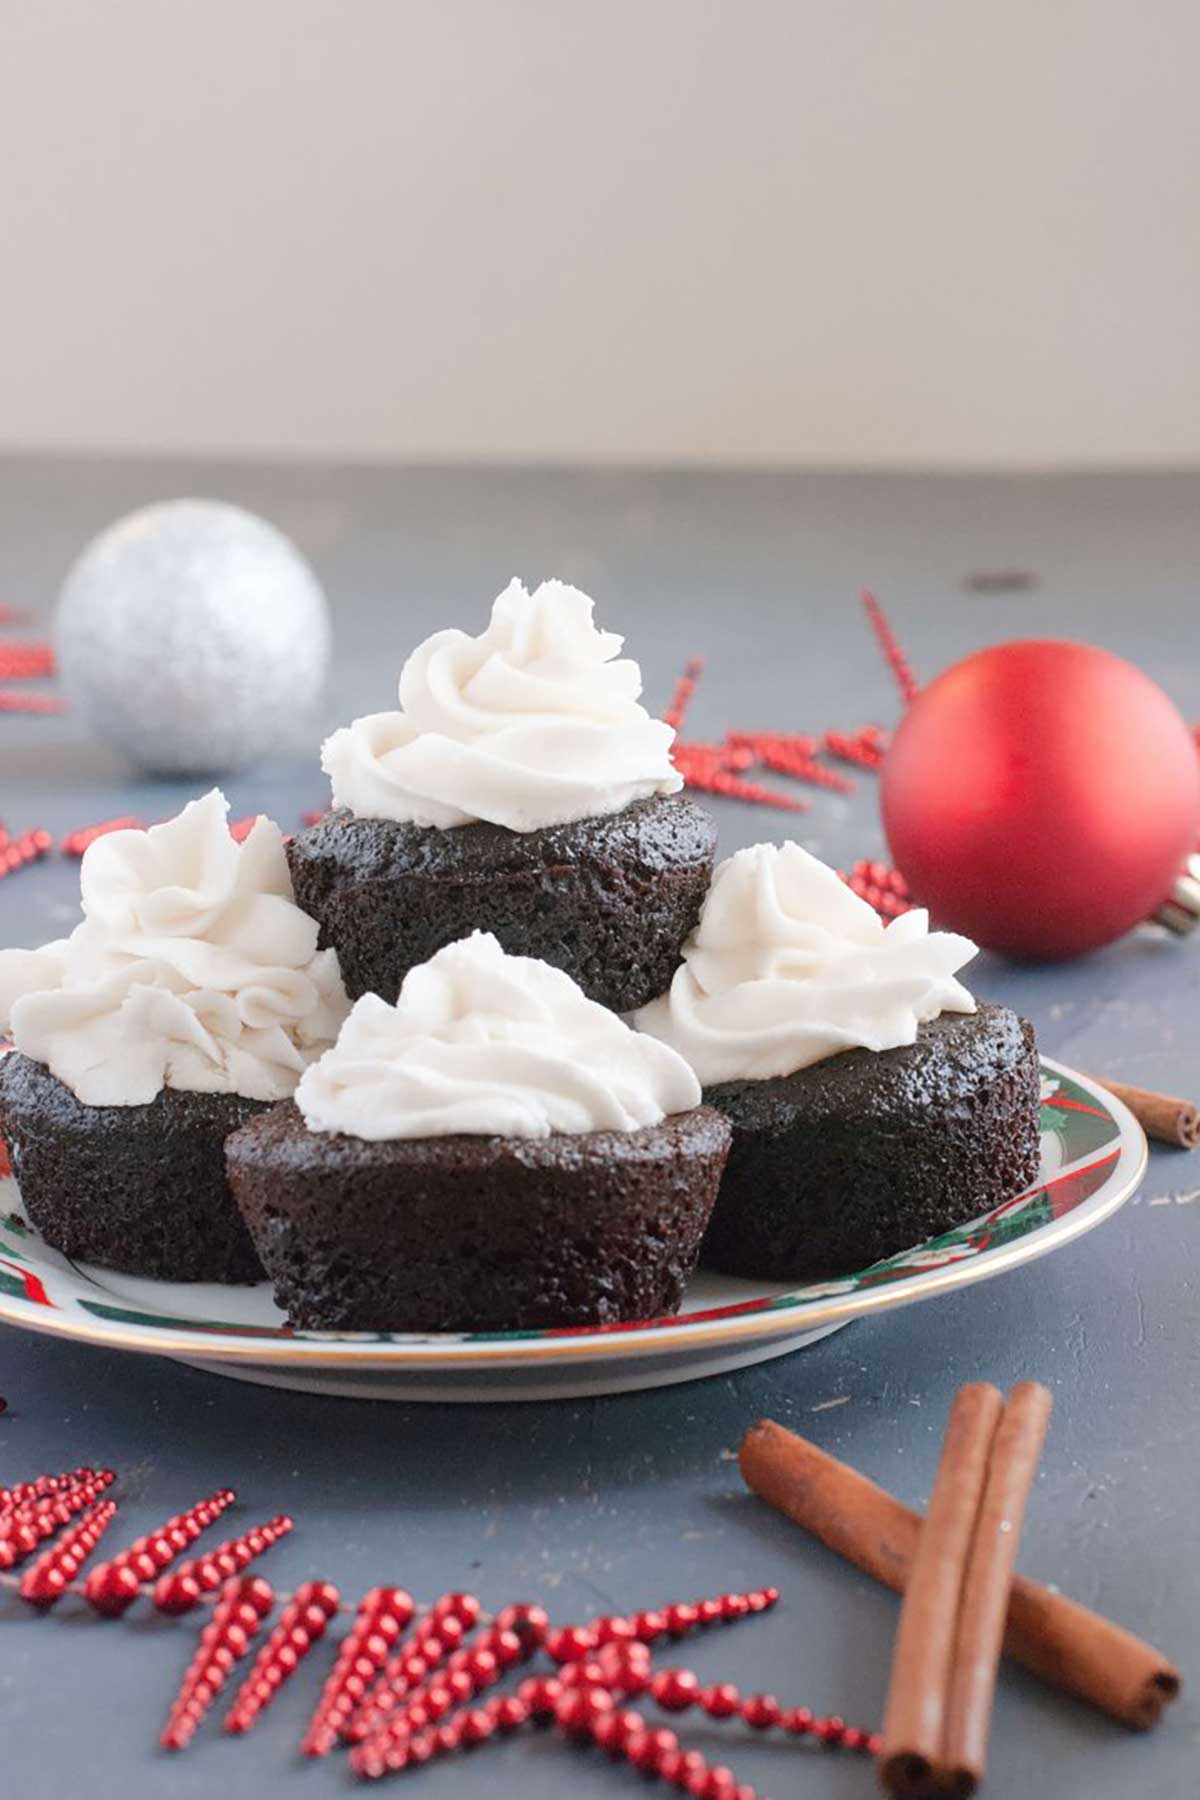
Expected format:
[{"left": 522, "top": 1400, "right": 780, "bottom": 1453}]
[{"left": 55, "top": 499, "right": 331, "bottom": 775}]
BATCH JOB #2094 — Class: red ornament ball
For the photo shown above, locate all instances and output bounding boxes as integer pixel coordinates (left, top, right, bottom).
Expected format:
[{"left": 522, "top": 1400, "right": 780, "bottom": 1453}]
[{"left": 881, "top": 640, "right": 1200, "bottom": 959}]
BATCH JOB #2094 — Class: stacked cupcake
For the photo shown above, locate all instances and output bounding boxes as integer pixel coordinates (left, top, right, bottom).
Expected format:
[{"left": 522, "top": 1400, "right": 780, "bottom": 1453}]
[
  {"left": 289, "top": 578, "right": 717, "bottom": 1012},
  {"left": 0, "top": 578, "right": 1041, "bottom": 1332}
]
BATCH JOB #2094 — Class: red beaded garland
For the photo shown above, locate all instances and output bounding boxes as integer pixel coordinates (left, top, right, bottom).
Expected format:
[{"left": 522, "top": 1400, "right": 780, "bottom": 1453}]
[
  {"left": 590, "top": 1706, "right": 643, "bottom": 1755},
  {"left": 492, "top": 1601, "right": 550, "bottom": 1645},
  {"left": 660, "top": 640, "right": 910, "bottom": 813},
  {"left": 151, "top": 1512, "right": 293, "bottom": 1614},
  {"left": 492, "top": 1693, "right": 529, "bottom": 1732},
  {"left": 0, "top": 640, "right": 55, "bottom": 680},
  {"left": 628, "top": 1662, "right": 879, "bottom": 1758},
  {"left": 0, "top": 1466, "right": 100, "bottom": 1511},
  {"left": 727, "top": 732, "right": 856, "bottom": 794},
  {"left": 343, "top": 1582, "right": 879, "bottom": 1794},
  {"left": 18, "top": 1500, "right": 118, "bottom": 1606},
  {"left": 662, "top": 657, "right": 706, "bottom": 734},
  {"left": 85, "top": 1562, "right": 144, "bottom": 1617},
  {"left": 673, "top": 740, "right": 808, "bottom": 812},
  {"left": 740, "top": 1693, "right": 780, "bottom": 1729},
  {"left": 560, "top": 1650, "right": 650, "bottom": 1699},
  {"left": 301, "top": 1585, "right": 416, "bottom": 1756},
  {"left": 595, "top": 1640, "right": 653, "bottom": 1694},
  {"left": 344, "top": 1590, "right": 818, "bottom": 1788},
  {"left": 728, "top": 728, "right": 818, "bottom": 758},
  {"left": 0, "top": 1467, "right": 885, "bottom": 1791},
  {"left": 353, "top": 1689, "right": 531, "bottom": 1781},
  {"left": 554, "top": 1684, "right": 617, "bottom": 1737},
  {"left": 60, "top": 817, "right": 145, "bottom": 856},
  {"left": 839, "top": 857, "right": 914, "bottom": 919},
  {"left": 85, "top": 1487, "right": 238, "bottom": 1616},
  {"left": 0, "top": 826, "right": 53, "bottom": 879},
  {"left": 517, "top": 1673, "right": 564, "bottom": 1719},
  {"left": 630, "top": 1608, "right": 667, "bottom": 1641},
  {"left": 0, "top": 691, "right": 66, "bottom": 714},
  {"left": 634, "top": 1725, "right": 682, "bottom": 1771},
  {"left": 0, "top": 1470, "right": 117, "bottom": 1569},
  {"left": 594, "top": 1614, "right": 638, "bottom": 1646},
  {"left": 701, "top": 1682, "right": 742, "bottom": 1718},
  {"left": 556, "top": 1694, "right": 770, "bottom": 1800},
  {"left": 545, "top": 1622, "right": 597, "bottom": 1664},
  {"left": 861, "top": 589, "right": 918, "bottom": 705},
  {"left": 541, "top": 1603, "right": 878, "bottom": 1767},
  {"left": 160, "top": 1575, "right": 275, "bottom": 1751},
  {"left": 583, "top": 1588, "right": 777, "bottom": 1651},
  {"left": 671, "top": 1748, "right": 710, "bottom": 1786},
  {"left": 350, "top": 1619, "right": 534, "bottom": 1768},
  {"left": 824, "top": 724, "right": 888, "bottom": 770},
  {"left": 344, "top": 1590, "right": 482, "bottom": 1741},
  {"left": 223, "top": 1578, "right": 342, "bottom": 1733},
  {"left": 651, "top": 1667, "right": 700, "bottom": 1710}
]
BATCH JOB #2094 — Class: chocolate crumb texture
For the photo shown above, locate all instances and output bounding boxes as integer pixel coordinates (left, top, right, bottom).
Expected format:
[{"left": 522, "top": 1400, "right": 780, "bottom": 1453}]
[
  {"left": 701, "top": 1004, "right": 1041, "bottom": 1280},
  {"left": 227, "top": 1102, "right": 731, "bottom": 1332},
  {"left": 287, "top": 794, "right": 717, "bottom": 1013},
  {"left": 0, "top": 1051, "right": 267, "bottom": 1282}
]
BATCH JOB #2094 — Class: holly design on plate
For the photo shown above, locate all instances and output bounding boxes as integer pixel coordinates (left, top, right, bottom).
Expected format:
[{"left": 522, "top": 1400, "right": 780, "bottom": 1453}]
[
  {"left": 1039, "top": 1068, "right": 1121, "bottom": 1171},
  {"left": 850, "top": 1147, "right": 1120, "bottom": 1291}
]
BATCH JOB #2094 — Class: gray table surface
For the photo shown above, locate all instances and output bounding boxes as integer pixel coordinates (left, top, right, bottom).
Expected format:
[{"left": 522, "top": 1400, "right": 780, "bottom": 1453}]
[{"left": 1, "top": 455, "right": 1198, "bottom": 1799}]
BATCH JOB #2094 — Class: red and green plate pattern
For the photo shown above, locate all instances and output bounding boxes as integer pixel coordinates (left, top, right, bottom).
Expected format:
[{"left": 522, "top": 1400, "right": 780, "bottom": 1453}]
[{"left": 0, "top": 1058, "right": 1147, "bottom": 1401}]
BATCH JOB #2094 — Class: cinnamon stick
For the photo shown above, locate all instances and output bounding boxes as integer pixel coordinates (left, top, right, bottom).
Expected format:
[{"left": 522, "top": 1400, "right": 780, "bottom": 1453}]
[
  {"left": 739, "top": 1419, "right": 1180, "bottom": 1731},
  {"left": 879, "top": 1385, "right": 1003, "bottom": 1798},
  {"left": 1081, "top": 1074, "right": 1200, "bottom": 1149},
  {"left": 939, "top": 1383, "right": 1053, "bottom": 1796}
]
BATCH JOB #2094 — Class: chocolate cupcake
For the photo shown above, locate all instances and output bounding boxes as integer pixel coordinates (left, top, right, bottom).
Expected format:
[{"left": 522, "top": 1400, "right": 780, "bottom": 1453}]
[
  {"left": 227, "top": 931, "right": 731, "bottom": 1331},
  {"left": 635, "top": 843, "right": 1042, "bottom": 1281},
  {"left": 288, "top": 794, "right": 716, "bottom": 1015},
  {"left": 288, "top": 579, "right": 716, "bottom": 1011},
  {"left": 0, "top": 1052, "right": 266, "bottom": 1281},
  {"left": 0, "top": 791, "right": 348, "bottom": 1281}
]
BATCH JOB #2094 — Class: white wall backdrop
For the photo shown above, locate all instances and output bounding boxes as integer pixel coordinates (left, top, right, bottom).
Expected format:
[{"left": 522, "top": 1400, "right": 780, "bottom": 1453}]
[{"left": 1, "top": 1, "right": 1198, "bottom": 468}]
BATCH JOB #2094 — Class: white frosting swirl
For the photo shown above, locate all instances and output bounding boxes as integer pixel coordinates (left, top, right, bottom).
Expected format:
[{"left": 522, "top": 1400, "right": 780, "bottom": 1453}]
[
  {"left": 296, "top": 930, "right": 700, "bottom": 1140},
  {"left": 0, "top": 791, "right": 349, "bottom": 1107},
  {"left": 321, "top": 578, "right": 682, "bottom": 832},
  {"left": 634, "top": 842, "right": 977, "bottom": 1085}
]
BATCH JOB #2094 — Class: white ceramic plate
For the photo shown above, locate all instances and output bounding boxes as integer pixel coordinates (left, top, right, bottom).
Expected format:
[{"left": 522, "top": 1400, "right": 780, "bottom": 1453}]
[{"left": 0, "top": 1059, "right": 1145, "bottom": 1400}]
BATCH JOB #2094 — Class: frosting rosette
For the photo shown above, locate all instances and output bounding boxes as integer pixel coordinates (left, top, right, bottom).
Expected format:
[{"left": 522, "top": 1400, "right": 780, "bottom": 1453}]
[
  {"left": 0, "top": 791, "right": 348, "bottom": 1106},
  {"left": 296, "top": 930, "right": 700, "bottom": 1140},
  {"left": 634, "top": 841, "right": 977, "bottom": 1085},
  {"left": 321, "top": 577, "right": 682, "bottom": 832}
]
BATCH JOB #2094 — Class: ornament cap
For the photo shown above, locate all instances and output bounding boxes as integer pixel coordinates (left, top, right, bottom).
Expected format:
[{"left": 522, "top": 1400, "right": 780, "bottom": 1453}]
[{"left": 1153, "top": 855, "right": 1200, "bottom": 935}]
